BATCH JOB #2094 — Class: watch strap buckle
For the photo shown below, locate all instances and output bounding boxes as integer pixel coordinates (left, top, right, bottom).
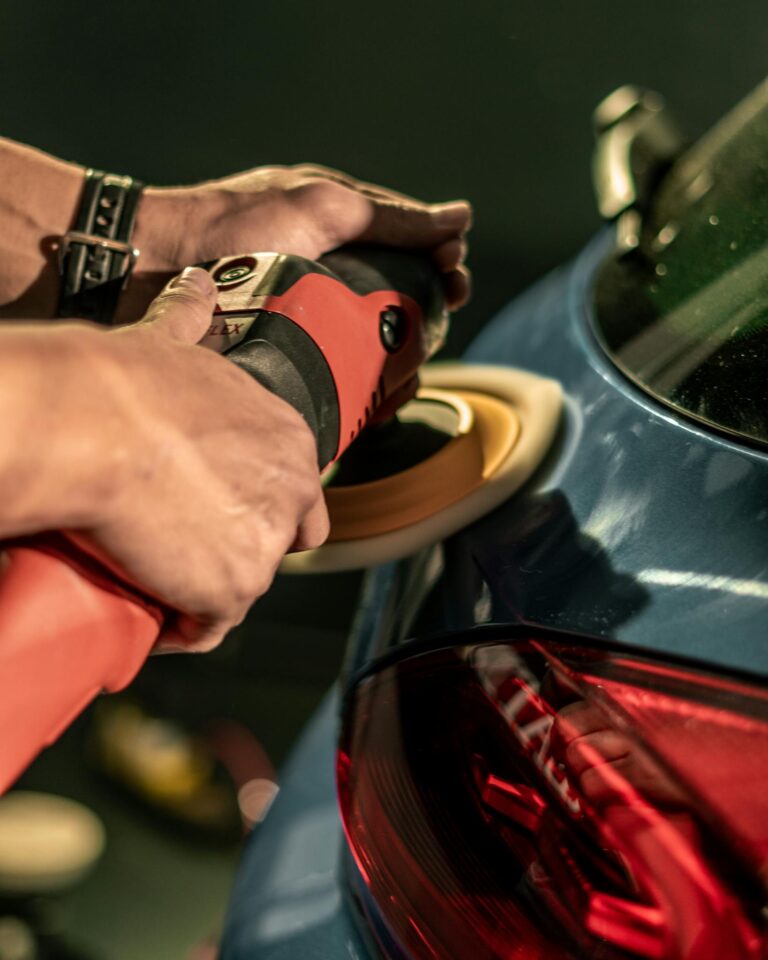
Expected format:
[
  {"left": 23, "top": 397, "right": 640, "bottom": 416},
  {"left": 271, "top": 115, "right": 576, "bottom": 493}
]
[
  {"left": 56, "top": 169, "right": 144, "bottom": 324},
  {"left": 57, "top": 231, "right": 140, "bottom": 279}
]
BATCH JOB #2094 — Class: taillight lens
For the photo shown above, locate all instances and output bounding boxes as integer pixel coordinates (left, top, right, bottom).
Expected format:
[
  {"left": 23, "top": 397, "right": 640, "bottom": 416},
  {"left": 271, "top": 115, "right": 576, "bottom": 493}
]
[{"left": 337, "top": 638, "right": 768, "bottom": 959}]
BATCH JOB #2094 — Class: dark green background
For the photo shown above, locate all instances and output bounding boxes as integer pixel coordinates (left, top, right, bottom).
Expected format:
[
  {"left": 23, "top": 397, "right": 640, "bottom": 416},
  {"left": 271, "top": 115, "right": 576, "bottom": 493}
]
[
  {"left": 1, "top": 3, "right": 767, "bottom": 958},
  {"left": 2, "top": 1, "right": 767, "bottom": 345}
]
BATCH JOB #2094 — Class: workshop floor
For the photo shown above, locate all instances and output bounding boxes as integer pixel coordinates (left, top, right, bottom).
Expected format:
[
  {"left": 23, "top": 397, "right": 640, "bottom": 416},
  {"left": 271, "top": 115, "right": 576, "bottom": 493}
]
[{"left": 13, "top": 572, "right": 361, "bottom": 960}]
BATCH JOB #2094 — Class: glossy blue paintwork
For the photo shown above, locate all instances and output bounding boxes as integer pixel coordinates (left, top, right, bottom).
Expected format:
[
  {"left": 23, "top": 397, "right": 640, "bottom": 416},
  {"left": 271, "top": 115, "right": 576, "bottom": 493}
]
[
  {"left": 221, "top": 693, "right": 368, "bottom": 960},
  {"left": 349, "top": 232, "right": 768, "bottom": 678},
  {"left": 464, "top": 231, "right": 768, "bottom": 673},
  {"left": 222, "top": 231, "right": 768, "bottom": 957}
]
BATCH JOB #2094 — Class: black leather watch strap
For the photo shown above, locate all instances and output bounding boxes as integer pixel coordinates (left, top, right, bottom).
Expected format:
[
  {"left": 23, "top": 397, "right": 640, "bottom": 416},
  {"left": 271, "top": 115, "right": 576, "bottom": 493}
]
[{"left": 57, "top": 168, "right": 144, "bottom": 324}]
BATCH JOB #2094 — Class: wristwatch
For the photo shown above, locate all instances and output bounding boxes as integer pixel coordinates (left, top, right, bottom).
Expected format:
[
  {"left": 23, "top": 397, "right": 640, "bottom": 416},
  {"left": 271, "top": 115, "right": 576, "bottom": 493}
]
[{"left": 57, "top": 168, "right": 144, "bottom": 324}]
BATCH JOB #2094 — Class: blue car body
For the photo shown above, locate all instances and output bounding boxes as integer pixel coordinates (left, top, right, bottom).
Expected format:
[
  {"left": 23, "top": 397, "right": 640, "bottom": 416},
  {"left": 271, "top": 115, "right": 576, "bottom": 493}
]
[{"left": 221, "top": 231, "right": 768, "bottom": 959}]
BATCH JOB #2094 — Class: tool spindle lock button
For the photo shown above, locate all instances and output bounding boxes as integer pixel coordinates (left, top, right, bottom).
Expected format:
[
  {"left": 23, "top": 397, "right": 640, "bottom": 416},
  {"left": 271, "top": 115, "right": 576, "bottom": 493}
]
[{"left": 214, "top": 256, "right": 257, "bottom": 287}]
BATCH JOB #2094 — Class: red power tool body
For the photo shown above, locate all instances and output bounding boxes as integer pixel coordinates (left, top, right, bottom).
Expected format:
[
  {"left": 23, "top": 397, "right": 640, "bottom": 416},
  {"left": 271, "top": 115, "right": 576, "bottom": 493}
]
[{"left": 0, "top": 246, "right": 447, "bottom": 793}]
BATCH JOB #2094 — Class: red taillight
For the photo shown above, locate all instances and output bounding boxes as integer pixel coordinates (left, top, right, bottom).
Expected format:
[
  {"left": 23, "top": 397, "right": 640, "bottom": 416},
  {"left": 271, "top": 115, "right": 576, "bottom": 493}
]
[{"left": 337, "top": 638, "right": 768, "bottom": 959}]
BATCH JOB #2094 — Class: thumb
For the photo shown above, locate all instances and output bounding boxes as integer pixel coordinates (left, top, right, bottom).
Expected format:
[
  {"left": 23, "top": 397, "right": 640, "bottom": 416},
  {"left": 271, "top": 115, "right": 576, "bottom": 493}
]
[{"left": 142, "top": 267, "right": 218, "bottom": 344}]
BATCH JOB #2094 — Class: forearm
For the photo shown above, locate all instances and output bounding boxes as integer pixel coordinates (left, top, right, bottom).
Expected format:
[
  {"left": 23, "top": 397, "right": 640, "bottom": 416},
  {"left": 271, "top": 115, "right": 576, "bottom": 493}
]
[
  {"left": 0, "top": 143, "right": 472, "bottom": 327},
  {"left": 0, "top": 139, "right": 84, "bottom": 318},
  {"left": 0, "top": 323, "right": 117, "bottom": 534},
  {"left": 0, "top": 137, "right": 188, "bottom": 323}
]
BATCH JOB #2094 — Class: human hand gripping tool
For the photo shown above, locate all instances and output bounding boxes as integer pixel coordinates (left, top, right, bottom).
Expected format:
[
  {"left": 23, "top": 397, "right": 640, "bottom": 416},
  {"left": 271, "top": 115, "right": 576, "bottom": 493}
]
[{"left": 0, "top": 246, "right": 448, "bottom": 792}]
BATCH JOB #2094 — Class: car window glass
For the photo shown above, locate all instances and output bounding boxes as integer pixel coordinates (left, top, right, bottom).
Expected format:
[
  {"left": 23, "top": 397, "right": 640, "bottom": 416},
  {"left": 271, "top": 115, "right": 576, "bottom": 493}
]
[{"left": 594, "top": 79, "right": 768, "bottom": 447}]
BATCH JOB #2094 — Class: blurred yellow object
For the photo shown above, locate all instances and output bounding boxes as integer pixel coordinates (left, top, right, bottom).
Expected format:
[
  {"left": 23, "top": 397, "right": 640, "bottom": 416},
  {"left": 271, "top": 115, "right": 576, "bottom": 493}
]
[
  {"left": 93, "top": 702, "right": 211, "bottom": 802},
  {"left": 91, "top": 701, "right": 241, "bottom": 837},
  {"left": 0, "top": 792, "right": 105, "bottom": 894}
]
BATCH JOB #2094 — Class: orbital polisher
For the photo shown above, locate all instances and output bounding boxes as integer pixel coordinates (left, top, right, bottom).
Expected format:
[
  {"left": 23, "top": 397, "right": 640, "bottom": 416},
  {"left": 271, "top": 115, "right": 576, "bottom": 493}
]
[{"left": 0, "top": 246, "right": 561, "bottom": 792}]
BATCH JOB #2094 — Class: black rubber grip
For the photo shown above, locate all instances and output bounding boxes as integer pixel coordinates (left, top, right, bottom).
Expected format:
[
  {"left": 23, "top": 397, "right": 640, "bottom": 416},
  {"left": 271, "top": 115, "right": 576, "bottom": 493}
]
[{"left": 224, "top": 310, "right": 340, "bottom": 469}]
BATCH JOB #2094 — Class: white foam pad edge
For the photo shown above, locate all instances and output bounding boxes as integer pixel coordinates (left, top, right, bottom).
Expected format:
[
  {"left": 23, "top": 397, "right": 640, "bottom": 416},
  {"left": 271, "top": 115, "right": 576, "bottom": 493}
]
[{"left": 280, "top": 363, "right": 563, "bottom": 574}]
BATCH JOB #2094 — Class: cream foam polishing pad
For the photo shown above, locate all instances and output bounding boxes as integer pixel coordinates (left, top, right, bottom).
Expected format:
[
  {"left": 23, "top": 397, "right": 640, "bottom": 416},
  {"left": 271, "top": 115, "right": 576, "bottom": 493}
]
[
  {"left": 280, "top": 363, "right": 563, "bottom": 574},
  {"left": 0, "top": 792, "right": 106, "bottom": 894}
]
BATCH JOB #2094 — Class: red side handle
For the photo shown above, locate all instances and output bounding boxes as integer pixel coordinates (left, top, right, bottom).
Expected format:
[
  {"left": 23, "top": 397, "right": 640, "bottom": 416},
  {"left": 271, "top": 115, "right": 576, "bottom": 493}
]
[{"left": 0, "top": 542, "right": 162, "bottom": 793}]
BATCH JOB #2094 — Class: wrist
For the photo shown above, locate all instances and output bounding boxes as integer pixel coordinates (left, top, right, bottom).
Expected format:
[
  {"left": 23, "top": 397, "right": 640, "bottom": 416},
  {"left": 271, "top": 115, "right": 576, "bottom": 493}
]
[
  {"left": 0, "top": 140, "right": 85, "bottom": 319},
  {"left": 114, "top": 185, "right": 204, "bottom": 323},
  {"left": 134, "top": 184, "right": 227, "bottom": 274}
]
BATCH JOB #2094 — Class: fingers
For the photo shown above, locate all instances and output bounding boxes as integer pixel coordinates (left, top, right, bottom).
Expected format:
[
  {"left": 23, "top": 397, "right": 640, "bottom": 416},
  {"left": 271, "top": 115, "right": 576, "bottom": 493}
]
[
  {"left": 155, "top": 611, "right": 238, "bottom": 655},
  {"left": 433, "top": 237, "right": 467, "bottom": 272},
  {"left": 443, "top": 265, "right": 472, "bottom": 310},
  {"left": 290, "top": 165, "right": 472, "bottom": 307},
  {"left": 291, "top": 492, "right": 331, "bottom": 552},
  {"left": 434, "top": 239, "right": 471, "bottom": 309},
  {"left": 151, "top": 416, "right": 326, "bottom": 653},
  {"left": 358, "top": 197, "right": 472, "bottom": 250},
  {"left": 157, "top": 490, "right": 328, "bottom": 653},
  {"left": 140, "top": 267, "right": 217, "bottom": 344},
  {"left": 295, "top": 165, "right": 472, "bottom": 247},
  {"left": 294, "top": 163, "right": 424, "bottom": 206}
]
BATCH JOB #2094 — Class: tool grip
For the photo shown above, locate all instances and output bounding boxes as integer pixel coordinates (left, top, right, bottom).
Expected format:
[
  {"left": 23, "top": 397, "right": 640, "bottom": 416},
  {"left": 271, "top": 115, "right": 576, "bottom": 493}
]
[
  {"left": 225, "top": 311, "right": 339, "bottom": 467},
  {"left": 0, "top": 541, "right": 161, "bottom": 793}
]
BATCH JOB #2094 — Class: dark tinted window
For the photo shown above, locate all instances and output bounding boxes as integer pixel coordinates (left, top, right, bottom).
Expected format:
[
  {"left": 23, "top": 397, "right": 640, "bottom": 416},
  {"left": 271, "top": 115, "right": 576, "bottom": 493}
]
[{"left": 594, "top": 80, "right": 768, "bottom": 447}]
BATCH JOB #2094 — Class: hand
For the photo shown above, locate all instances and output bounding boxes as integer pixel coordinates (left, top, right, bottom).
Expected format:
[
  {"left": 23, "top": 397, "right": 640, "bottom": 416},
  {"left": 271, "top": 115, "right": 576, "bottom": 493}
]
[
  {"left": 0, "top": 140, "right": 470, "bottom": 322},
  {"left": 121, "top": 164, "right": 471, "bottom": 322},
  {"left": 64, "top": 268, "right": 328, "bottom": 652}
]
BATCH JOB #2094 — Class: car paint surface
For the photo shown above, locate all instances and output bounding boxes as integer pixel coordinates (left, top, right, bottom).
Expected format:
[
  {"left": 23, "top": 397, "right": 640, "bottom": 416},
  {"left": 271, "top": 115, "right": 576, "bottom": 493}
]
[
  {"left": 221, "top": 692, "right": 368, "bottom": 960},
  {"left": 222, "top": 231, "right": 768, "bottom": 958},
  {"left": 350, "top": 232, "right": 768, "bottom": 679}
]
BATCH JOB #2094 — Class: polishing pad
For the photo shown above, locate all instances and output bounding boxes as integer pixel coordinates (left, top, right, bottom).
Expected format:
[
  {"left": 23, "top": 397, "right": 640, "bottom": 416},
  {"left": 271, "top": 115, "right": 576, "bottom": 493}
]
[{"left": 280, "top": 363, "right": 562, "bottom": 573}]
